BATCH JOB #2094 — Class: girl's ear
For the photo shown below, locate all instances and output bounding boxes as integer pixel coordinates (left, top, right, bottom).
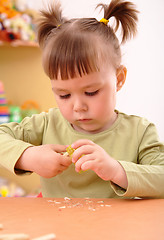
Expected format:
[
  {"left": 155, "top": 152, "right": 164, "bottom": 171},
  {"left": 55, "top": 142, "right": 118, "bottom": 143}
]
[{"left": 116, "top": 65, "right": 127, "bottom": 91}]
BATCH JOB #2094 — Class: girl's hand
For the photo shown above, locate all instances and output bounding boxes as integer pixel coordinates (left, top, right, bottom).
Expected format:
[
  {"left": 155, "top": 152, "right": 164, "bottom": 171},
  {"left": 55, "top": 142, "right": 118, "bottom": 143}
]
[
  {"left": 71, "top": 139, "right": 128, "bottom": 189},
  {"left": 15, "top": 144, "right": 72, "bottom": 178}
]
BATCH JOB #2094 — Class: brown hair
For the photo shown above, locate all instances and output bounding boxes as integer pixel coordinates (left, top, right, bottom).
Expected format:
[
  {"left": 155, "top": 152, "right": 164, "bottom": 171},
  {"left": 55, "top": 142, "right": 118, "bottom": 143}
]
[{"left": 37, "top": 0, "right": 139, "bottom": 80}]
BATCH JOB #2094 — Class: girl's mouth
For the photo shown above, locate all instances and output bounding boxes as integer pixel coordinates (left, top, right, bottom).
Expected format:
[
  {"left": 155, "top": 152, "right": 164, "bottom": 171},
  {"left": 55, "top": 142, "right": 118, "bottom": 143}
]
[{"left": 78, "top": 119, "right": 92, "bottom": 122}]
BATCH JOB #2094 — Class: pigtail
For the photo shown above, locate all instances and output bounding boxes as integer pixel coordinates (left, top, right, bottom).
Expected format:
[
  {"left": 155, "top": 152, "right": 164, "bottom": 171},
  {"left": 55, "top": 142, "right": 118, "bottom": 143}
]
[
  {"left": 37, "top": 2, "right": 66, "bottom": 48},
  {"left": 97, "top": 0, "right": 139, "bottom": 43}
]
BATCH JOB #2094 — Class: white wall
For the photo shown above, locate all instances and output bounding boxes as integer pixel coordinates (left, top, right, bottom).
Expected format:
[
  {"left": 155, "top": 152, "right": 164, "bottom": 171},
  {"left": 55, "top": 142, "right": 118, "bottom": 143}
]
[
  {"left": 28, "top": 0, "right": 164, "bottom": 141},
  {"left": 118, "top": 0, "right": 164, "bottom": 142}
]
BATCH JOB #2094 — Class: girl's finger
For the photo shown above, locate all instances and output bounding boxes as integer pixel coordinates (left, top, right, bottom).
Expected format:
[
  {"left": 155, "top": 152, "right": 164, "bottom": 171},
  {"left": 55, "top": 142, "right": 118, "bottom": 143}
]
[
  {"left": 60, "top": 164, "right": 69, "bottom": 171},
  {"left": 60, "top": 155, "right": 72, "bottom": 166},
  {"left": 81, "top": 160, "right": 95, "bottom": 172},
  {"left": 74, "top": 154, "right": 91, "bottom": 171},
  {"left": 71, "top": 139, "right": 94, "bottom": 149},
  {"left": 50, "top": 144, "right": 68, "bottom": 153},
  {"left": 72, "top": 145, "right": 94, "bottom": 163}
]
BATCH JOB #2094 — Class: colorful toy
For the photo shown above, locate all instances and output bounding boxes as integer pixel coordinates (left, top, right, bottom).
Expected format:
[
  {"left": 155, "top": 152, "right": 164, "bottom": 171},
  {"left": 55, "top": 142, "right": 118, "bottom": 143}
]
[
  {"left": 0, "top": 0, "right": 36, "bottom": 42},
  {"left": 9, "top": 104, "right": 22, "bottom": 122},
  {"left": 0, "top": 0, "right": 19, "bottom": 19},
  {"left": 0, "top": 81, "right": 9, "bottom": 124},
  {"left": 21, "top": 100, "right": 40, "bottom": 118},
  {"left": 0, "top": 186, "right": 9, "bottom": 197},
  {"left": 0, "top": 177, "right": 26, "bottom": 197}
]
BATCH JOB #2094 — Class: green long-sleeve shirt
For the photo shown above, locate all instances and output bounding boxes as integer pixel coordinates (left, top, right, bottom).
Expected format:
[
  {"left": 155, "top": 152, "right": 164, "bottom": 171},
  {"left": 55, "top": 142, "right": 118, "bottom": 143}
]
[{"left": 0, "top": 108, "right": 164, "bottom": 198}]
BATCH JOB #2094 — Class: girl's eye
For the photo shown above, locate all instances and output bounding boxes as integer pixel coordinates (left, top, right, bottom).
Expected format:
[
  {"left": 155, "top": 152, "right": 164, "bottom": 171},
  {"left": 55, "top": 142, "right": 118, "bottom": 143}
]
[
  {"left": 59, "top": 94, "right": 71, "bottom": 99},
  {"left": 85, "top": 90, "right": 99, "bottom": 96}
]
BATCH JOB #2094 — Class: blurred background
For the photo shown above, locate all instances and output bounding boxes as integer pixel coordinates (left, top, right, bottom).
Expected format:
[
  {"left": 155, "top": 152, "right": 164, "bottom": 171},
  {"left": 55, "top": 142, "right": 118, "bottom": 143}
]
[{"left": 0, "top": 0, "right": 163, "bottom": 197}]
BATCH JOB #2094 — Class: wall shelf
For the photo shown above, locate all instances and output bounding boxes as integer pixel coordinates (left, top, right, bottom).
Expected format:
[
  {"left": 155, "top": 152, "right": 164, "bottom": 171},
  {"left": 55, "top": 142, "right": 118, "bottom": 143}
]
[{"left": 0, "top": 40, "right": 38, "bottom": 47}]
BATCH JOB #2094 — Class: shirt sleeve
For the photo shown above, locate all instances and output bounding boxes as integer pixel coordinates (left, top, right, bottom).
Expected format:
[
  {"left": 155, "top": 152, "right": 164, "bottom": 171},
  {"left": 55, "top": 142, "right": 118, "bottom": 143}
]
[
  {"left": 111, "top": 121, "right": 164, "bottom": 198},
  {"left": 0, "top": 112, "right": 47, "bottom": 174}
]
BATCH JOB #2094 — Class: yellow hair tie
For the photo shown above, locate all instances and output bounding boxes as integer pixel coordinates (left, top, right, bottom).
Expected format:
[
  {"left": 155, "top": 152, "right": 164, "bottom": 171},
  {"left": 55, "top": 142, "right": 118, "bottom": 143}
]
[{"left": 99, "top": 18, "right": 109, "bottom": 25}]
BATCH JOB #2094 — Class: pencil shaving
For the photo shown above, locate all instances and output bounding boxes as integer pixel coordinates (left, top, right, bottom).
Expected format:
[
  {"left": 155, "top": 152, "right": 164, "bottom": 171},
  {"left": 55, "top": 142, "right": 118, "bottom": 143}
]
[
  {"left": 32, "top": 233, "right": 56, "bottom": 240},
  {"left": 0, "top": 233, "right": 29, "bottom": 240}
]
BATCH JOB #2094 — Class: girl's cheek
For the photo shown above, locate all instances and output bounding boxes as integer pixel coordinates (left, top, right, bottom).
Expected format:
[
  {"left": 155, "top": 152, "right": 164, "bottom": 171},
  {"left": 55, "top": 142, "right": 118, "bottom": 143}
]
[{"left": 60, "top": 107, "right": 72, "bottom": 120}]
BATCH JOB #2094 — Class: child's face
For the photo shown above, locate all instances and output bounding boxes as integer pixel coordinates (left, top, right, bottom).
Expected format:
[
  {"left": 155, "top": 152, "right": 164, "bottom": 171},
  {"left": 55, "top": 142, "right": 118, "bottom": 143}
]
[{"left": 51, "top": 65, "right": 123, "bottom": 134}]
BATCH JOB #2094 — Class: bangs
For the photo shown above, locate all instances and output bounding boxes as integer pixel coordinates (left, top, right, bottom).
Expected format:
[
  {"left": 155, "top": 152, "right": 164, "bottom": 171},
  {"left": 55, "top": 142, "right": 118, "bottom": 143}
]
[{"left": 42, "top": 32, "right": 105, "bottom": 80}]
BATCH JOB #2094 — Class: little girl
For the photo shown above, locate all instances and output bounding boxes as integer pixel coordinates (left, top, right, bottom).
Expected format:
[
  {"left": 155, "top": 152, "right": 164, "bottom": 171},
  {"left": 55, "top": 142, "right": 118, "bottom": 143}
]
[{"left": 0, "top": 0, "right": 164, "bottom": 198}]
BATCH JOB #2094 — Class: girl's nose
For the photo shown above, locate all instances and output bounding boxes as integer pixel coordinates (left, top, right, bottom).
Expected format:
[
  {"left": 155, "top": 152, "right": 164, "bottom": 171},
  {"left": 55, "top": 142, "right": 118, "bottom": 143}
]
[{"left": 73, "top": 98, "right": 88, "bottom": 112}]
